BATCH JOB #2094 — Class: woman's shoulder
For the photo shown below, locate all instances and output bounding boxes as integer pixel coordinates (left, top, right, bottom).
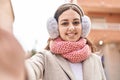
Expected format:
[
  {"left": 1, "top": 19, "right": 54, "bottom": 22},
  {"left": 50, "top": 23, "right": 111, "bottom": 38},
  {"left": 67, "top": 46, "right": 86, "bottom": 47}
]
[
  {"left": 86, "top": 52, "right": 102, "bottom": 62},
  {"left": 37, "top": 49, "right": 56, "bottom": 58},
  {"left": 91, "top": 52, "right": 101, "bottom": 58},
  {"left": 83, "top": 52, "right": 103, "bottom": 68},
  {"left": 38, "top": 49, "right": 52, "bottom": 55}
]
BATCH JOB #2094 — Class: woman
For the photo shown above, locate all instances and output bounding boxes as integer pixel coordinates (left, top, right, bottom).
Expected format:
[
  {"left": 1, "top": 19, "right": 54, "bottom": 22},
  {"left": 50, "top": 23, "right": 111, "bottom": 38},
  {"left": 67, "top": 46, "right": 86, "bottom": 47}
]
[{"left": 26, "top": 3, "right": 106, "bottom": 80}]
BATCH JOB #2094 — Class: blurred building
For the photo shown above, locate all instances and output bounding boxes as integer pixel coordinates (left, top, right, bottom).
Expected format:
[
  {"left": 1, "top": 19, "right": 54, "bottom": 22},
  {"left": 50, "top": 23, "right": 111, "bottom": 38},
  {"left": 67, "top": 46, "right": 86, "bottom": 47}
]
[{"left": 77, "top": 0, "right": 120, "bottom": 80}]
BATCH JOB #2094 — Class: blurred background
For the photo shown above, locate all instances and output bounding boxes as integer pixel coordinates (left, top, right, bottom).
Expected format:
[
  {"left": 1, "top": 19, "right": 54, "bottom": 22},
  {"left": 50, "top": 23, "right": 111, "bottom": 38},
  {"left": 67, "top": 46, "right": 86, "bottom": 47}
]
[
  {"left": 2, "top": 0, "right": 120, "bottom": 80},
  {"left": 11, "top": 0, "right": 68, "bottom": 51},
  {"left": 77, "top": 0, "right": 120, "bottom": 80}
]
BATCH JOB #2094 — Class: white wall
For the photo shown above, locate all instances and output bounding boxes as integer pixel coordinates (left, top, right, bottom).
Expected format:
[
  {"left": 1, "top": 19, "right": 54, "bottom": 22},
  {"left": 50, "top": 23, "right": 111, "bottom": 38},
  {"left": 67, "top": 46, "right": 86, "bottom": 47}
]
[{"left": 11, "top": 0, "right": 69, "bottom": 51}]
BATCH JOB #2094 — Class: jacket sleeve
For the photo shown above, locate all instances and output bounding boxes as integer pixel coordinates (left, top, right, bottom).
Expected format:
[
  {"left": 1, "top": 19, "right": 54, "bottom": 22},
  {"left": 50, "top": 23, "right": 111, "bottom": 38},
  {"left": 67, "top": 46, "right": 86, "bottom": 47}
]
[{"left": 25, "top": 52, "right": 45, "bottom": 80}]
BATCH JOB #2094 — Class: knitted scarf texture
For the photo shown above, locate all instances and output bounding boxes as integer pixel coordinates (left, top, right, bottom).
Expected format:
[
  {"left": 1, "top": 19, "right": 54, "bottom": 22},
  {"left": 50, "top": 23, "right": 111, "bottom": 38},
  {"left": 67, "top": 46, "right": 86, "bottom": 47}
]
[{"left": 50, "top": 38, "right": 91, "bottom": 63}]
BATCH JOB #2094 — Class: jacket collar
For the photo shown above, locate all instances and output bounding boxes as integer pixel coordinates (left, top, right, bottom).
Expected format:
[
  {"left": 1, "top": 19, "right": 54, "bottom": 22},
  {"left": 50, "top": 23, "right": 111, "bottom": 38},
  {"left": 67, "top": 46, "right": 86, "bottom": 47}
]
[
  {"left": 55, "top": 54, "right": 94, "bottom": 80},
  {"left": 82, "top": 55, "right": 94, "bottom": 80},
  {"left": 55, "top": 55, "right": 76, "bottom": 80}
]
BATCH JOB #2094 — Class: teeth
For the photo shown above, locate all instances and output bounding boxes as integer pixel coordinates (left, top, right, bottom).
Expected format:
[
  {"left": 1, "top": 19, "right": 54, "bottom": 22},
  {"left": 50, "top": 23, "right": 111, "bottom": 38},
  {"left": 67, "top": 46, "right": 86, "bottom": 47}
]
[{"left": 67, "top": 33, "right": 75, "bottom": 36}]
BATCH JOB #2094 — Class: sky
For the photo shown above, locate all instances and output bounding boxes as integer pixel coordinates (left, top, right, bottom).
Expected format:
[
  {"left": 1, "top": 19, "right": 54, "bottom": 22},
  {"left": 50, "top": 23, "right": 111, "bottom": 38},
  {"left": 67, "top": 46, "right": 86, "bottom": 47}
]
[{"left": 11, "top": 0, "right": 70, "bottom": 51}]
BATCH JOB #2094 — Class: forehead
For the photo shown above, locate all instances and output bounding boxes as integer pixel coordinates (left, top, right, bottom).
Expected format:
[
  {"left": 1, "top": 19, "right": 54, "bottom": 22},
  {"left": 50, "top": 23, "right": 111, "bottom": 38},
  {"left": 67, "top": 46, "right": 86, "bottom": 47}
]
[{"left": 58, "top": 9, "right": 80, "bottom": 21}]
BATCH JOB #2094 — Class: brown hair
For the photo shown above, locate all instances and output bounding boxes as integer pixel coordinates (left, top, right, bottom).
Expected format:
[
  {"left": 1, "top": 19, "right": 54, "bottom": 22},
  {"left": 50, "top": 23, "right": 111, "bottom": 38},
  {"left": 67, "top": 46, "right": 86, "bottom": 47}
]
[{"left": 54, "top": 3, "right": 84, "bottom": 22}]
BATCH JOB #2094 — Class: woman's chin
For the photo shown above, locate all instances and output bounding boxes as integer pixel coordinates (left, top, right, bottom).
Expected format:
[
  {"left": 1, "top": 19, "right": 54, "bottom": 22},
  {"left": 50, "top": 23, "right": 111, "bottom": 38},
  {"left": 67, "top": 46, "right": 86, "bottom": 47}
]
[{"left": 66, "top": 37, "right": 79, "bottom": 42}]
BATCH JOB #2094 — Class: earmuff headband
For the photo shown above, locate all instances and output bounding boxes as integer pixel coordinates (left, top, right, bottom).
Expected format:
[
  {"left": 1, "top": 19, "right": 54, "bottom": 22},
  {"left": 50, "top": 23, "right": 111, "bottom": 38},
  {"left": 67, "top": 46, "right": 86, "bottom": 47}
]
[{"left": 47, "top": 3, "right": 91, "bottom": 39}]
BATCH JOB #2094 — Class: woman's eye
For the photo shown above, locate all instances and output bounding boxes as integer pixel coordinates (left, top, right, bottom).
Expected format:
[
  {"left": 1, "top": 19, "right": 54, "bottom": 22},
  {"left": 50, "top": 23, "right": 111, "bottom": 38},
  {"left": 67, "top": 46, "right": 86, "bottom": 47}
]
[
  {"left": 61, "top": 22, "right": 69, "bottom": 26},
  {"left": 73, "top": 21, "right": 80, "bottom": 26}
]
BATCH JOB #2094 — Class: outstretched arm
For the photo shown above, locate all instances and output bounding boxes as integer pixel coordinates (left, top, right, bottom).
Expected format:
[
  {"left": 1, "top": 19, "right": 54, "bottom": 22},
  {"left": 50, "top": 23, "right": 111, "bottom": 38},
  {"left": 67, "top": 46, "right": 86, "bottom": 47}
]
[
  {"left": 0, "top": 29, "right": 25, "bottom": 80},
  {"left": 0, "top": 0, "right": 25, "bottom": 80}
]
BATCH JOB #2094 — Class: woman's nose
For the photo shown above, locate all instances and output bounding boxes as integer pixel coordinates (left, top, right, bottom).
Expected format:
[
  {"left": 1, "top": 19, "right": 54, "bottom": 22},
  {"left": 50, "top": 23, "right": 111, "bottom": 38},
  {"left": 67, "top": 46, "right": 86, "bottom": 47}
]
[{"left": 68, "top": 25, "right": 75, "bottom": 31}]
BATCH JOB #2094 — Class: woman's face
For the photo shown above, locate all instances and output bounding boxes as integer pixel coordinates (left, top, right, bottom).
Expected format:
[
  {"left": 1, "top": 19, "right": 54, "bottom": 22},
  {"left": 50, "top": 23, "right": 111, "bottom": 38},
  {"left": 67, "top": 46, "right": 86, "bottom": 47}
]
[{"left": 58, "top": 9, "right": 82, "bottom": 41}]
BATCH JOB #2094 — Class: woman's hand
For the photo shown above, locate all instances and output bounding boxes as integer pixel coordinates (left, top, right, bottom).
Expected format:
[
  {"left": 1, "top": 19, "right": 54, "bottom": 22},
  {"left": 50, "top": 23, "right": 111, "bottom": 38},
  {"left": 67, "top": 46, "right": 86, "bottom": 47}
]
[{"left": 0, "top": 29, "right": 25, "bottom": 80}]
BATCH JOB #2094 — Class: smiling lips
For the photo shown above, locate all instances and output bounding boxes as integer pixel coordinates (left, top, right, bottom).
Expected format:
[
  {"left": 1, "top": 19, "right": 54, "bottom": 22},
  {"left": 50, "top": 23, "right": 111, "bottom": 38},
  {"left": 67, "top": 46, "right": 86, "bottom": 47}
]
[{"left": 66, "top": 33, "right": 77, "bottom": 37}]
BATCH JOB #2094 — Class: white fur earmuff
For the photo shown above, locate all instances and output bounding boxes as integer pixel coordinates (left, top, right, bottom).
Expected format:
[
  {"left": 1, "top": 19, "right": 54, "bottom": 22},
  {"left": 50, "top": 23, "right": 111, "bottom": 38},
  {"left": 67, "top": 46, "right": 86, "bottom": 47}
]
[
  {"left": 47, "top": 17, "right": 59, "bottom": 39},
  {"left": 81, "top": 15, "right": 91, "bottom": 38}
]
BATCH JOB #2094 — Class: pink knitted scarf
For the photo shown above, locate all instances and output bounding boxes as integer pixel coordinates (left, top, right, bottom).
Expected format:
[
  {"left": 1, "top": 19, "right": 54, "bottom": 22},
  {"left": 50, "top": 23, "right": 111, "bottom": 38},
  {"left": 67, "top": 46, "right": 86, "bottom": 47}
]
[{"left": 50, "top": 38, "right": 91, "bottom": 63}]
